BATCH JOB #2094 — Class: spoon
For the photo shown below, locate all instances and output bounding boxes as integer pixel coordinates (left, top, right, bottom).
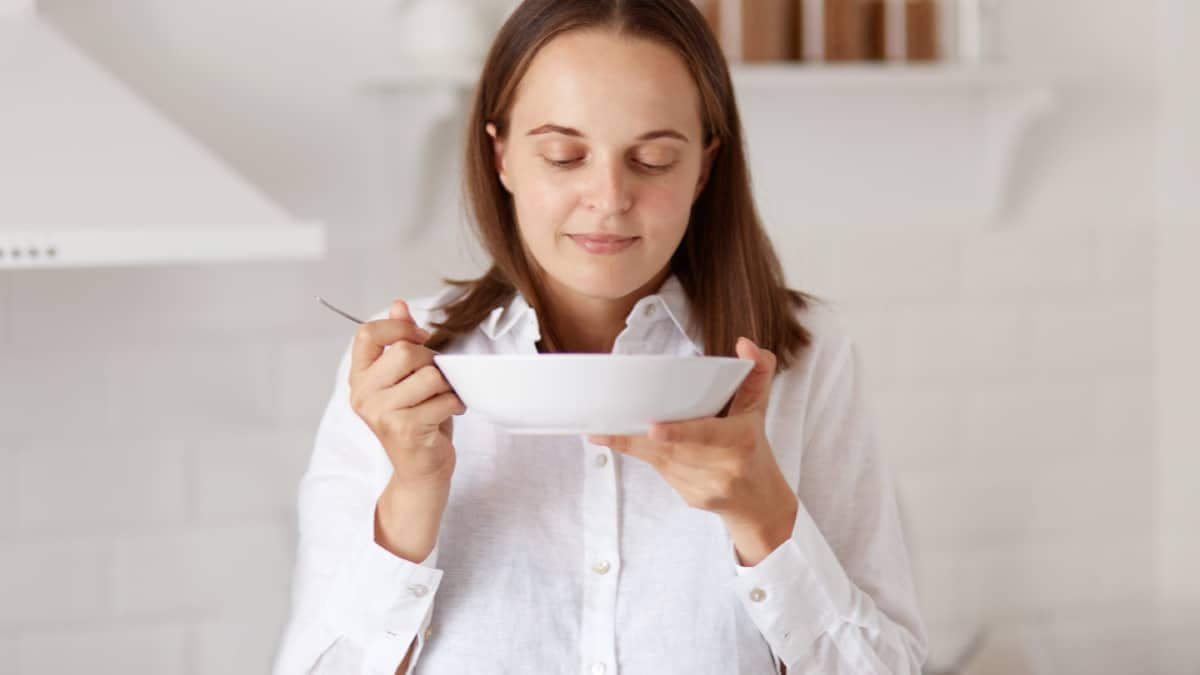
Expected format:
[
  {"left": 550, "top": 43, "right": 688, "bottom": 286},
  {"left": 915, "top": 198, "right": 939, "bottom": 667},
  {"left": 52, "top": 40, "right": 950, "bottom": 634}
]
[
  {"left": 314, "top": 296, "right": 365, "bottom": 324},
  {"left": 315, "top": 296, "right": 441, "bottom": 355}
]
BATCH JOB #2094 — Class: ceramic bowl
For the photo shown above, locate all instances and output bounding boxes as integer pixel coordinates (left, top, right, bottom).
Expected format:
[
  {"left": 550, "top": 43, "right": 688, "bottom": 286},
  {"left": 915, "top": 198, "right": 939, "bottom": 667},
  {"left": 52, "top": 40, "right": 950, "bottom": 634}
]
[{"left": 432, "top": 354, "right": 754, "bottom": 435}]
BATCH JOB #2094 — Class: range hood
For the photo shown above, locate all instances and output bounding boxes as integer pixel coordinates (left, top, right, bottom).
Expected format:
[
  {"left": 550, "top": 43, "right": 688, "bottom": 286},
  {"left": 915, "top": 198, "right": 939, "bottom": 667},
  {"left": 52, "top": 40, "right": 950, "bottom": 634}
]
[{"left": 0, "top": 0, "right": 325, "bottom": 269}]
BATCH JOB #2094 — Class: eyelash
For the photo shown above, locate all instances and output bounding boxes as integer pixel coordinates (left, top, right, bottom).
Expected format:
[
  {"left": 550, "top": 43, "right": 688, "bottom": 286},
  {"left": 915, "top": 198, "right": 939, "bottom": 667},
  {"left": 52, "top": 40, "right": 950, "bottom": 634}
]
[{"left": 543, "top": 157, "right": 675, "bottom": 174}]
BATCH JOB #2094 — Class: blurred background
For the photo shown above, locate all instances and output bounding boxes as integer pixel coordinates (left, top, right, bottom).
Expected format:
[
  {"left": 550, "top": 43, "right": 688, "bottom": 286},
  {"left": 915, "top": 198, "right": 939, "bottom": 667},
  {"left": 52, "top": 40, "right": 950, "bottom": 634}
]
[{"left": 1, "top": 0, "right": 1197, "bottom": 673}]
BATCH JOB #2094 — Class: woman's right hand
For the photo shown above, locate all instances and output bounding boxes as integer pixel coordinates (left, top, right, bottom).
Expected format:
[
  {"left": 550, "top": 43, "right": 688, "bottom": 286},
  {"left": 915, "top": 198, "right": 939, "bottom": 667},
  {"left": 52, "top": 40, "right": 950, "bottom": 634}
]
[{"left": 349, "top": 298, "right": 466, "bottom": 486}]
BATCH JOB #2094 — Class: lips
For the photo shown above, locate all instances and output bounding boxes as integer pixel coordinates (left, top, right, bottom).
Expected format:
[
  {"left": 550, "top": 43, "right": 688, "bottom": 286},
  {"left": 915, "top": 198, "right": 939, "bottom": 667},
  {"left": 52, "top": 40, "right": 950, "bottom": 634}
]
[{"left": 568, "top": 234, "right": 639, "bottom": 254}]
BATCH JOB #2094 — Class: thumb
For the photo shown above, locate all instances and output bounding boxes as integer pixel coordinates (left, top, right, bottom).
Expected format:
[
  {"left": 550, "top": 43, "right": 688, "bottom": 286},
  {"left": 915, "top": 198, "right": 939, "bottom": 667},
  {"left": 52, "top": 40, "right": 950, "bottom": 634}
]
[
  {"left": 389, "top": 298, "right": 413, "bottom": 322},
  {"left": 728, "top": 337, "right": 777, "bottom": 416}
]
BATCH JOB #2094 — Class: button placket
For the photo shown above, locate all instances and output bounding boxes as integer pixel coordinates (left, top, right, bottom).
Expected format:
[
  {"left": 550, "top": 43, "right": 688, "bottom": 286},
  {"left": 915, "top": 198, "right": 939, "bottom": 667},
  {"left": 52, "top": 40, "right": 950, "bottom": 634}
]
[{"left": 580, "top": 437, "right": 621, "bottom": 675}]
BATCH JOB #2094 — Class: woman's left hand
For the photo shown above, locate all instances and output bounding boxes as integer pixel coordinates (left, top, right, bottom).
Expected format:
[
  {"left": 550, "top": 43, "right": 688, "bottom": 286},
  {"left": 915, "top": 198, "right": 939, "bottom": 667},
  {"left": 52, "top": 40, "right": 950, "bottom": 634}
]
[{"left": 587, "top": 337, "right": 799, "bottom": 567}]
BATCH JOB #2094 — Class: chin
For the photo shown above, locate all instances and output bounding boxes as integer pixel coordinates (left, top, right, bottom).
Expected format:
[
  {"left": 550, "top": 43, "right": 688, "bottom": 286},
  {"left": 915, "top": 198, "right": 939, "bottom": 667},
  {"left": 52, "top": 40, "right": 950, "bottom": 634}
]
[{"left": 548, "top": 262, "right": 659, "bottom": 301}]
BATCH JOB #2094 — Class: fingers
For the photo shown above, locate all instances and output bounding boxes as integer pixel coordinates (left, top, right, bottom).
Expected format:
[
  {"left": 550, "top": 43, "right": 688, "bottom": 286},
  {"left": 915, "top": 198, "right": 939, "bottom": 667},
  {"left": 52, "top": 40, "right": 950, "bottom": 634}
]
[
  {"left": 407, "top": 391, "right": 468, "bottom": 427},
  {"left": 591, "top": 416, "right": 754, "bottom": 467},
  {"left": 357, "top": 339, "right": 436, "bottom": 394},
  {"left": 377, "top": 364, "right": 454, "bottom": 410},
  {"left": 350, "top": 300, "right": 431, "bottom": 377}
]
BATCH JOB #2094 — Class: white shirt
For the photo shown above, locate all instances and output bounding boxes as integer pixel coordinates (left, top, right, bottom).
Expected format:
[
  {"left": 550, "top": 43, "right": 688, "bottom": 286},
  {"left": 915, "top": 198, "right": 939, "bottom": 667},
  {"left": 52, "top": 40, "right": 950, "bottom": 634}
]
[{"left": 274, "top": 275, "right": 928, "bottom": 675}]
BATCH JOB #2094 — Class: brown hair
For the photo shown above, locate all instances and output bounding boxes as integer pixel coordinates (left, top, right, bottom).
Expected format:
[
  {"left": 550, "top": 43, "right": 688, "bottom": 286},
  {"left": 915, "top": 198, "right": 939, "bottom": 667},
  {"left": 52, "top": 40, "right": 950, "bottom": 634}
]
[{"left": 426, "top": 0, "right": 813, "bottom": 371}]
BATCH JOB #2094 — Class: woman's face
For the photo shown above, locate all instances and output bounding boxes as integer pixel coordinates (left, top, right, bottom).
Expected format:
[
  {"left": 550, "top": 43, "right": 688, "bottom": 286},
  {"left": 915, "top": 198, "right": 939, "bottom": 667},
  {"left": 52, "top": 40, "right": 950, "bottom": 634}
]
[{"left": 488, "top": 29, "right": 719, "bottom": 302}]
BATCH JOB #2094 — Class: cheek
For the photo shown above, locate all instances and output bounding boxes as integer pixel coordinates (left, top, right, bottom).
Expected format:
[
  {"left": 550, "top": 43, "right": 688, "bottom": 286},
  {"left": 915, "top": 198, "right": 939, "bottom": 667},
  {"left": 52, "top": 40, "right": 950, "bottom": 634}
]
[
  {"left": 637, "top": 179, "right": 696, "bottom": 235},
  {"left": 512, "top": 177, "right": 577, "bottom": 236}
]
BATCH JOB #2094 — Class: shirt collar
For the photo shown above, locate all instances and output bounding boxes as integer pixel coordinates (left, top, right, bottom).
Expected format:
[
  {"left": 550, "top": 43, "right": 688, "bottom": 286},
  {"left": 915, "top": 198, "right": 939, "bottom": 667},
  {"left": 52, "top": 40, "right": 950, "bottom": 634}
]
[{"left": 479, "top": 274, "right": 702, "bottom": 354}]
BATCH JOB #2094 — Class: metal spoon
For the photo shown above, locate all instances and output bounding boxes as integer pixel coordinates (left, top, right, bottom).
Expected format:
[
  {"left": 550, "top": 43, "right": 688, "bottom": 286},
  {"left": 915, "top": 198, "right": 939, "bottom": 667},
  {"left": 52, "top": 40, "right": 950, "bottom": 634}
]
[
  {"left": 314, "top": 296, "right": 365, "bottom": 324},
  {"left": 314, "top": 296, "right": 441, "bottom": 355}
]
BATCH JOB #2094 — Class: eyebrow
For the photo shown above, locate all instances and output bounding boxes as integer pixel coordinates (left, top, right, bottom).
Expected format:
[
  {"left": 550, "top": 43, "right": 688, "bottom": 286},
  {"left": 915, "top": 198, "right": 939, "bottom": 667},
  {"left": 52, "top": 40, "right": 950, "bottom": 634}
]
[{"left": 526, "top": 123, "right": 689, "bottom": 143}]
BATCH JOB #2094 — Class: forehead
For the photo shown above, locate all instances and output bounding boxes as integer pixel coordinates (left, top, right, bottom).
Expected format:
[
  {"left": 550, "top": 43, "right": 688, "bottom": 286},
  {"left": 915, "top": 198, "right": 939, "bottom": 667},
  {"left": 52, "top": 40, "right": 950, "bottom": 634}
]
[{"left": 509, "top": 29, "right": 703, "bottom": 137}]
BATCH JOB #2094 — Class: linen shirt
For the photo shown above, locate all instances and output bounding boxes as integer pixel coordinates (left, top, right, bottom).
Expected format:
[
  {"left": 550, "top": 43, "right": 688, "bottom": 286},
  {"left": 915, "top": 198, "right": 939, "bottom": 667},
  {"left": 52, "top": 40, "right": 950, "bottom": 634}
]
[{"left": 273, "top": 275, "right": 928, "bottom": 675}]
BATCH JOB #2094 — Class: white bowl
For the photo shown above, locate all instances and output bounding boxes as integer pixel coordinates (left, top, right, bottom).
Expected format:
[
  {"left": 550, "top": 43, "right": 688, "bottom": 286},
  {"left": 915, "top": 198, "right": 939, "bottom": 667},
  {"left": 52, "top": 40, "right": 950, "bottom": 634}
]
[{"left": 432, "top": 354, "right": 755, "bottom": 435}]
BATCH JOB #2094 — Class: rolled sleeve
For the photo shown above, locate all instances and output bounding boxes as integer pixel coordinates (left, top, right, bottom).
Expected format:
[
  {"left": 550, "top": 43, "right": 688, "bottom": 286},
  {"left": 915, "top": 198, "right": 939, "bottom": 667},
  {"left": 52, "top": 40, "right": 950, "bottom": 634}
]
[
  {"left": 729, "top": 500, "right": 855, "bottom": 665},
  {"left": 328, "top": 538, "right": 444, "bottom": 673}
]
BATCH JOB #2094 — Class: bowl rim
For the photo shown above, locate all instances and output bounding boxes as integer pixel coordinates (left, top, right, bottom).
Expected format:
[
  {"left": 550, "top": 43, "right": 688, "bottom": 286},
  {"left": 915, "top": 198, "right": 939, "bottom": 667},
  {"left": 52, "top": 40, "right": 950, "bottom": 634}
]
[{"left": 433, "top": 353, "right": 751, "bottom": 364}]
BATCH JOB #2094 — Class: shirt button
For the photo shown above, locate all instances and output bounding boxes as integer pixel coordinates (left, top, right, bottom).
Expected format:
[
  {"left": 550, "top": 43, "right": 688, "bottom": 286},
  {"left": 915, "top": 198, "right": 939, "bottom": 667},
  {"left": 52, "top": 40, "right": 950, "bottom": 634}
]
[
  {"left": 408, "top": 584, "right": 429, "bottom": 598},
  {"left": 643, "top": 303, "right": 656, "bottom": 317},
  {"left": 592, "top": 560, "right": 611, "bottom": 575},
  {"left": 591, "top": 663, "right": 607, "bottom": 675},
  {"left": 593, "top": 453, "right": 608, "bottom": 468},
  {"left": 749, "top": 587, "right": 767, "bottom": 602},
  {"left": 424, "top": 626, "right": 433, "bottom": 640}
]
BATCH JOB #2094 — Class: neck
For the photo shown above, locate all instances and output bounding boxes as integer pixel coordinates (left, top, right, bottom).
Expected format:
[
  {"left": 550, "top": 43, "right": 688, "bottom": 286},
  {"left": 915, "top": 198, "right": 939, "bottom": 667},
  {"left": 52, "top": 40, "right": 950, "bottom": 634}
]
[{"left": 540, "top": 268, "right": 671, "bottom": 353}]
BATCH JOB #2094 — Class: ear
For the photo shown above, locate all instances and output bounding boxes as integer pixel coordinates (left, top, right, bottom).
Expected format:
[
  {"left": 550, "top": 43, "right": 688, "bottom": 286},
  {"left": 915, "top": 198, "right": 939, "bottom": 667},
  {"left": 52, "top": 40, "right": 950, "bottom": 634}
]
[
  {"left": 486, "top": 122, "right": 512, "bottom": 193},
  {"left": 693, "top": 136, "right": 721, "bottom": 201}
]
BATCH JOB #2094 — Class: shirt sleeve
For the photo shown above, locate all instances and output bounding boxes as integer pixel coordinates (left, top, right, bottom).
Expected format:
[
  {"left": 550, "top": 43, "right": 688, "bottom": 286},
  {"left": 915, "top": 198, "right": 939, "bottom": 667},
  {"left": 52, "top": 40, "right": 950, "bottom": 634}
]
[
  {"left": 273, "top": 337, "right": 446, "bottom": 675},
  {"left": 727, "top": 338, "right": 929, "bottom": 674}
]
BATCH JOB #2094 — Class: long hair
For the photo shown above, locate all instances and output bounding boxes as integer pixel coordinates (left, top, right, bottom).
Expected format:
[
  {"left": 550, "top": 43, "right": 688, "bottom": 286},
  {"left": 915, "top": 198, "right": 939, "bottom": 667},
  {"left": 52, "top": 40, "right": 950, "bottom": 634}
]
[{"left": 425, "top": 0, "right": 813, "bottom": 371}]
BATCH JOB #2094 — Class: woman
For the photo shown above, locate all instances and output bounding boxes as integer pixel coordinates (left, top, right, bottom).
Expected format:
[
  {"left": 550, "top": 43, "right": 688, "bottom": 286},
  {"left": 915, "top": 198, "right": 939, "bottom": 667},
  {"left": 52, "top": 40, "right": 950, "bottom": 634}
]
[{"left": 274, "top": 1, "right": 927, "bottom": 673}]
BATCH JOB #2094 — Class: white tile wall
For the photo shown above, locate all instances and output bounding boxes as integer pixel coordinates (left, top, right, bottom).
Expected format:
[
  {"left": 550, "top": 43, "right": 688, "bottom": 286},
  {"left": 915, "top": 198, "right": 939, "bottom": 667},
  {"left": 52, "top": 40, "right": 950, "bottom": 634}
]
[
  {"left": 0, "top": 634, "right": 13, "bottom": 672},
  {"left": 112, "top": 522, "right": 293, "bottom": 617},
  {"left": 15, "top": 438, "right": 188, "bottom": 531},
  {"left": 0, "top": 446, "right": 17, "bottom": 533},
  {"left": 195, "top": 616, "right": 290, "bottom": 675},
  {"left": 188, "top": 429, "right": 314, "bottom": 521},
  {"left": 0, "top": 535, "right": 112, "bottom": 627},
  {"left": 17, "top": 623, "right": 189, "bottom": 675}
]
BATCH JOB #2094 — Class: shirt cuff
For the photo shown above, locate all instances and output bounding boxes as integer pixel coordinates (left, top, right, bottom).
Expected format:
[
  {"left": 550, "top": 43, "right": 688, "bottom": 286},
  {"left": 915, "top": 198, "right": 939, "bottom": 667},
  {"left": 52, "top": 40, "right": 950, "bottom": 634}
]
[
  {"left": 326, "top": 536, "right": 444, "bottom": 674},
  {"left": 729, "top": 500, "right": 854, "bottom": 665}
]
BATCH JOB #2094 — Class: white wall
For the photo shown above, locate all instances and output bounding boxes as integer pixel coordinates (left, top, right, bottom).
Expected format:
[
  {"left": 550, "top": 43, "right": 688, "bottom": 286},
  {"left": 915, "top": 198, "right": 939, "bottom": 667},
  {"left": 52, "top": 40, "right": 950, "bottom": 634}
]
[
  {"left": 0, "top": 1, "right": 1185, "bottom": 673},
  {"left": 1155, "top": 0, "right": 1200, "bottom": 671}
]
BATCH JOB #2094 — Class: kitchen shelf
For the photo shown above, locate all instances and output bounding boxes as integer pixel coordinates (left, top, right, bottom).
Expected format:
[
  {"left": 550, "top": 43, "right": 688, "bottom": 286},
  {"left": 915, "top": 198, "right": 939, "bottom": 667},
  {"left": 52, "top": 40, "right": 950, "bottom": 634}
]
[{"left": 0, "top": 223, "right": 325, "bottom": 270}]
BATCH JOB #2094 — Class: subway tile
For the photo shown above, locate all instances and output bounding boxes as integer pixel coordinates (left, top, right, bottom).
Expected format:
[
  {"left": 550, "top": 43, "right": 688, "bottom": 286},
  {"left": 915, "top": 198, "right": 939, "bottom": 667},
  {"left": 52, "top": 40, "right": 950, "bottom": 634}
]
[
  {"left": 18, "top": 622, "right": 188, "bottom": 675},
  {"left": 0, "top": 632, "right": 13, "bottom": 671},
  {"left": 103, "top": 341, "right": 277, "bottom": 435},
  {"left": 0, "top": 273, "right": 11, "bottom": 348},
  {"left": 16, "top": 438, "right": 188, "bottom": 530},
  {"left": 0, "top": 448, "right": 16, "bottom": 533},
  {"left": 0, "top": 535, "right": 111, "bottom": 627},
  {"left": 912, "top": 532, "right": 1154, "bottom": 624},
  {"left": 195, "top": 614, "right": 291, "bottom": 675},
  {"left": 0, "top": 347, "right": 113, "bottom": 436},
  {"left": 802, "top": 230, "right": 964, "bottom": 302},
  {"left": 113, "top": 522, "right": 294, "bottom": 617},
  {"left": 274, "top": 333, "right": 352, "bottom": 427},
  {"left": 1097, "top": 226, "right": 1156, "bottom": 292},
  {"left": 962, "top": 227, "right": 1101, "bottom": 298},
  {"left": 959, "top": 383, "right": 1100, "bottom": 462},
  {"left": 190, "top": 429, "right": 312, "bottom": 521},
  {"left": 896, "top": 454, "right": 1153, "bottom": 543},
  {"left": 1157, "top": 224, "right": 1200, "bottom": 295},
  {"left": 872, "top": 385, "right": 962, "bottom": 470},
  {"left": 891, "top": 303, "right": 1030, "bottom": 381},
  {"left": 1025, "top": 299, "right": 1153, "bottom": 377},
  {"left": 1093, "top": 374, "right": 1155, "bottom": 458}
]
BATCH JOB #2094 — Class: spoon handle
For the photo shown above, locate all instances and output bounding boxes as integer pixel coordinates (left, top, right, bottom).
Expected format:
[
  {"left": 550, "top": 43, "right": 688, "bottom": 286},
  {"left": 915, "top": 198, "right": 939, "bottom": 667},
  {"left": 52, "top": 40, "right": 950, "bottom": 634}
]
[
  {"left": 314, "top": 296, "right": 442, "bottom": 355},
  {"left": 314, "top": 296, "right": 365, "bottom": 324}
]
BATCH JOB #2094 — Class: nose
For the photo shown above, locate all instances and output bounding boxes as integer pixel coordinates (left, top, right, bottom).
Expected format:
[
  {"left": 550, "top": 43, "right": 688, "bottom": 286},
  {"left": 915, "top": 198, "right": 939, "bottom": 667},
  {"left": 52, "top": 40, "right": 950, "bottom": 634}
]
[{"left": 584, "top": 160, "right": 633, "bottom": 216}]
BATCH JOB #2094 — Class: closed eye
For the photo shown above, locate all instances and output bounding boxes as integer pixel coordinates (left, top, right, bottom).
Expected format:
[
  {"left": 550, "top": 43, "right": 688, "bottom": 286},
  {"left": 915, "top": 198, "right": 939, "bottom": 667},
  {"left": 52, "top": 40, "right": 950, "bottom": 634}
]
[
  {"left": 544, "top": 157, "right": 583, "bottom": 169},
  {"left": 541, "top": 156, "right": 676, "bottom": 173}
]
